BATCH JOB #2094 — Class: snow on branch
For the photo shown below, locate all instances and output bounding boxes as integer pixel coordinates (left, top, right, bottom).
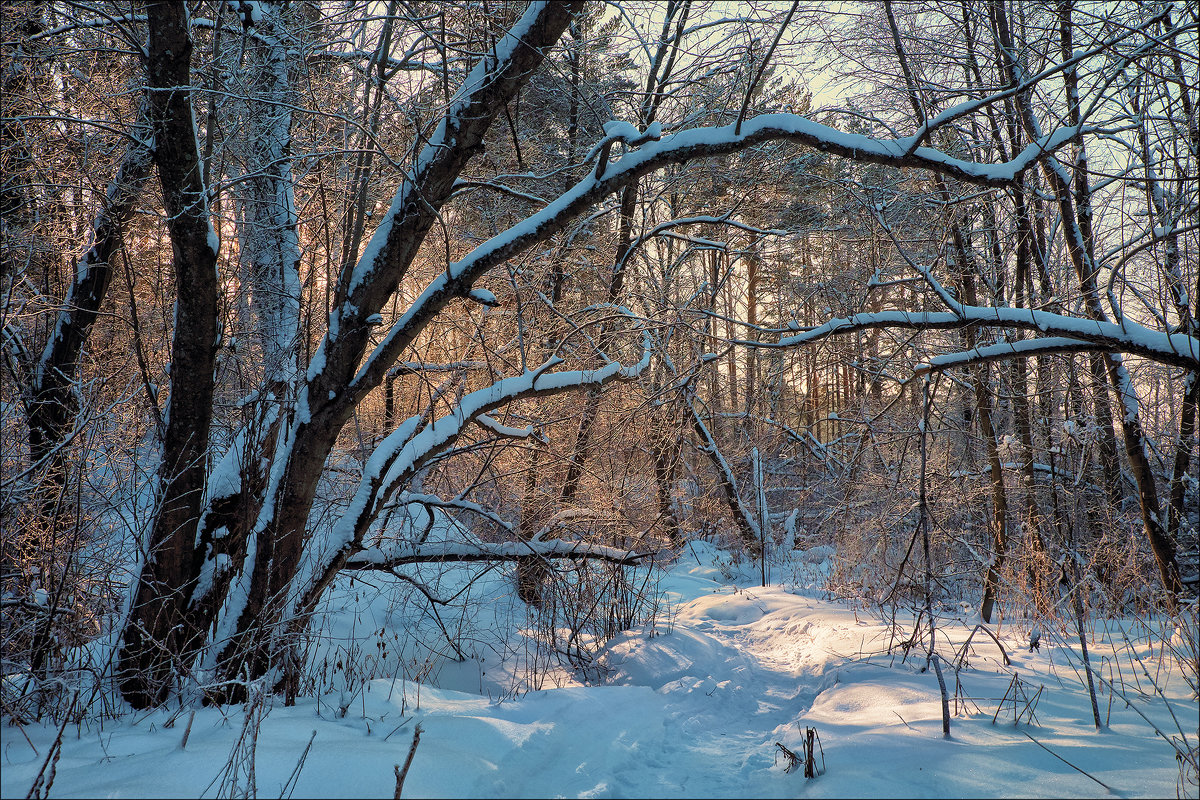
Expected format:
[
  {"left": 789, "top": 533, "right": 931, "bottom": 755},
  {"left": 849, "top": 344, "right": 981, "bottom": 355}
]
[
  {"left": 449, "top": 180, "right": 549, "bottom": 205},
  {"left": 389, "top": 492, "right": 515, "bottom": 535},
  {"left": 951, "top": 461, "right": 1078, "bottom": 484},
  {"left": 750, "top": 307, "right": 1199, "bottom": 371},
  {"left": 344, "top": 538, "right": 651, "bottom": 570},
  {"left": 475, "top": 413, "right": 543, "bottom": 442},
  {"left": 623, "top": 213, "right": 789, "bottom": 264},
  {"left": 589, "top": 120, "right": 663, "bottom": 178},
  {"left": 899, "top": 4, "right": 1171, "bottom": 155},
  {"left": 917, "top": 338, "right": 1113, "bottom": 372},
  {"left": 656, "top": 343, "right": 763, "bottom": 553},
  {"left": 35, "top": 96, "right": 154, "bottom": 390},
  {"left": 357, "top": 335, "right": 650, "bottom": 543},
  {"left": 531, "top": 508, "right": 604, "bottom": 542},
  {"left": 352, "top": 103, "right": 1077, "bottom": 399},
  {"left": 345, "top": 1, "right": 576, "bottom": 298},
  {"left": 300, "top": 2, "right": 581, "bottom": 429},
  {"left": 388, "top": 360, "right": 488, "bottom": 377}
]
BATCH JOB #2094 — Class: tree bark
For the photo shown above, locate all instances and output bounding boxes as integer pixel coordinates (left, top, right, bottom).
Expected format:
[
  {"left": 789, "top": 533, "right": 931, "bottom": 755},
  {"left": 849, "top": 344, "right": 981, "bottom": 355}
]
[
  {"left": 1168, "top": 373, "right": 1198, "bottom": 553},
  {"left": 27, "top": 99, "right": 153, "bottom": 511},
  {"left": 119, "top": 0, "right": 220, "bottom": 708},
  {"left": 560, "top": 180, "right": 639, "bottom": 505}
]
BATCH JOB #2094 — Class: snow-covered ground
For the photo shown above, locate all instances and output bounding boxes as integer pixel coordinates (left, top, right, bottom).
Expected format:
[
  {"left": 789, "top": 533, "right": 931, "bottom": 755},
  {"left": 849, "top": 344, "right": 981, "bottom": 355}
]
[{"left": 2, "top": 542, "right": 1195, "bottom": 799}]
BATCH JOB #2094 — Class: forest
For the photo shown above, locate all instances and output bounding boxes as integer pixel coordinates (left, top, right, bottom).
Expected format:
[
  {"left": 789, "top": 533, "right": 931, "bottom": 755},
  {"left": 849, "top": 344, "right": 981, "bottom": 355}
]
[{"left": 1, "top": 1, "right": 1197, "bottom": 797}]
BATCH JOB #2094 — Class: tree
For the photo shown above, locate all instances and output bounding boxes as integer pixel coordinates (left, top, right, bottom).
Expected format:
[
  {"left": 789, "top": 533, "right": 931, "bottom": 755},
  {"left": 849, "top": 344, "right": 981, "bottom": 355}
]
[{"left": 734, "top": 0, "right": 1196, "bottom": 615}]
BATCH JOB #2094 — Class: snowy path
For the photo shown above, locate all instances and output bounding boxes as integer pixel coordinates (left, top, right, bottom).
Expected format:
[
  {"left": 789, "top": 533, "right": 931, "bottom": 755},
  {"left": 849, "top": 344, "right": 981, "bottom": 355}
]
[
  {"left": 588, "top": 586, "right": 832, "bottom": 797},
  {"left": 392, "top": 581, "right": 860, "bottom": 798}
]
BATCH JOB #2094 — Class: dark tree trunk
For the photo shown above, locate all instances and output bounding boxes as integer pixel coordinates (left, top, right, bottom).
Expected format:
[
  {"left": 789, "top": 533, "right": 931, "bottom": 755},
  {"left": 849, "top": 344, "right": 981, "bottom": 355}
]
[
  {"left": 119, "top": 1, "right": 220, "bottom": 709},
  {"left": 560, "top": 180, "right": 639, "bottom": 505}
]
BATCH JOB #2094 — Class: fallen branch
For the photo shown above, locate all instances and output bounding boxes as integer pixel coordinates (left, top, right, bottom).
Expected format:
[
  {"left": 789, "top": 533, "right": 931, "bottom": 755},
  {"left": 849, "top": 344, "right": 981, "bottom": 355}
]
[
  {"left": 774, "top": 741, "right": 799, "bottom": 773},
  {"left": 346, "top": 539, "right": 654, "bottom": 570},
  {"left": 281, "top": 730, "right": 317, "bottom": 800},
  {"left": 931, "top": 654, "right": 951, "bottom": 738}
]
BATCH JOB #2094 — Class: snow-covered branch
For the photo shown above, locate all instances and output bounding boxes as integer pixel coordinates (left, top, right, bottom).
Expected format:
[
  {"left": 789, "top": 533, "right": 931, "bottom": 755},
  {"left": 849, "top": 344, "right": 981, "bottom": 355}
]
[
  {"left": 917, "top": 338, "right": 1112, "bottom": 373},
  {"left": 475, "top": 414, "right": 542, "bottom": 442},
  {"left": 297, "top": 1, "right": 584, "bottom": 429},
  {"left": 745, "top": 307, "right": 1199, "bottom": 371},
  {"left": 344, "top": 538, "right": 651, "bottom": 570},
  {"left": 291, "top": 326, "right": 651, "bottom": 618},
  {"left": 349, "top": 107, "right": 1080, "bottom": 402},
  {"left": 29, "top": 96, "right": 154, "bottom": 464},
  {"left": 341, "top": 338, "right": 651, "bottom": 555}
]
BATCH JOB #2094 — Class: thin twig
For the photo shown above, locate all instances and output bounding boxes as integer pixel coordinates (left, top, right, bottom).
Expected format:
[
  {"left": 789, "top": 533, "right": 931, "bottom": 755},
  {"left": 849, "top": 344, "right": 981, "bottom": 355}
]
[
  {"left": 280, "top": 730, "right": 317, "bottom": 800},
  {"left": 931, "top": 653, "right": 951, "bottom": 738},
  {"left": 25, "top": 693, "right": 73, "bottom": 800},
  {"left": 393, "top": 723, "right": 423, "bottom": 799},
  {"left": 179, "top": 710, "right": 196, "bottom": 750},
  {"left": 1018, "top": 729, "right": 1116, "bottom": 793}
]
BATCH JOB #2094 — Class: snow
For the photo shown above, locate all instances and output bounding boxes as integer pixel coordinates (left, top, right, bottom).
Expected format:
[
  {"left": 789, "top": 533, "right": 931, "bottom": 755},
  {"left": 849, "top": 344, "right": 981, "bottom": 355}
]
[
  {"left": 467, "top": 288, "right": 498, "bottom": 307},
  {"left": 325, "top": 340, "right": 650, "bottom": 567},
  {"left": 4, "top": 532, "right": 1195, "bottom": 800},
  {"left": 3, "top": 540, "right": 1191, "bottom": 799},
  {"left": 342, "top": 93, "right": 1142, "bottom": 401},
  {"left": 348, "top": 538, "right": 646, "bottom": 568},
  {"left": 602, "top": 119, "right": 642, "bottom": 142},
  {"left": 356, "top": 101, "right": 1107, "bottom": 388},
  {"left": 475, "top": 413, "right": 536, "bottom": 440},
  {"left": 228, "top": 0, "right": 263, "bottom": 26}
]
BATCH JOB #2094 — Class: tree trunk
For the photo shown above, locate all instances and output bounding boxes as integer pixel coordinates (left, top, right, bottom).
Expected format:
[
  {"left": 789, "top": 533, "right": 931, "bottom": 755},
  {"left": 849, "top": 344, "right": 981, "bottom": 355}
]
[
  {"left": 27, "top": 99, "right": 153, "bottom": 515},
  {"left": 119, "top": 1, "right": 220, "bottom": 708},
  {"left": 1168, "top": 372, "right": 1198, "bottom": 551}
]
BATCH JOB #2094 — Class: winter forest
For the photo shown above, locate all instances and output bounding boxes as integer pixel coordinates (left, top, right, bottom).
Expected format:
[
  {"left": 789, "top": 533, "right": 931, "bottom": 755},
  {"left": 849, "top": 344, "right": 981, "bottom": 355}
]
[{"left": 1, "top": 0, "right": 1197, "bottom": 797}]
